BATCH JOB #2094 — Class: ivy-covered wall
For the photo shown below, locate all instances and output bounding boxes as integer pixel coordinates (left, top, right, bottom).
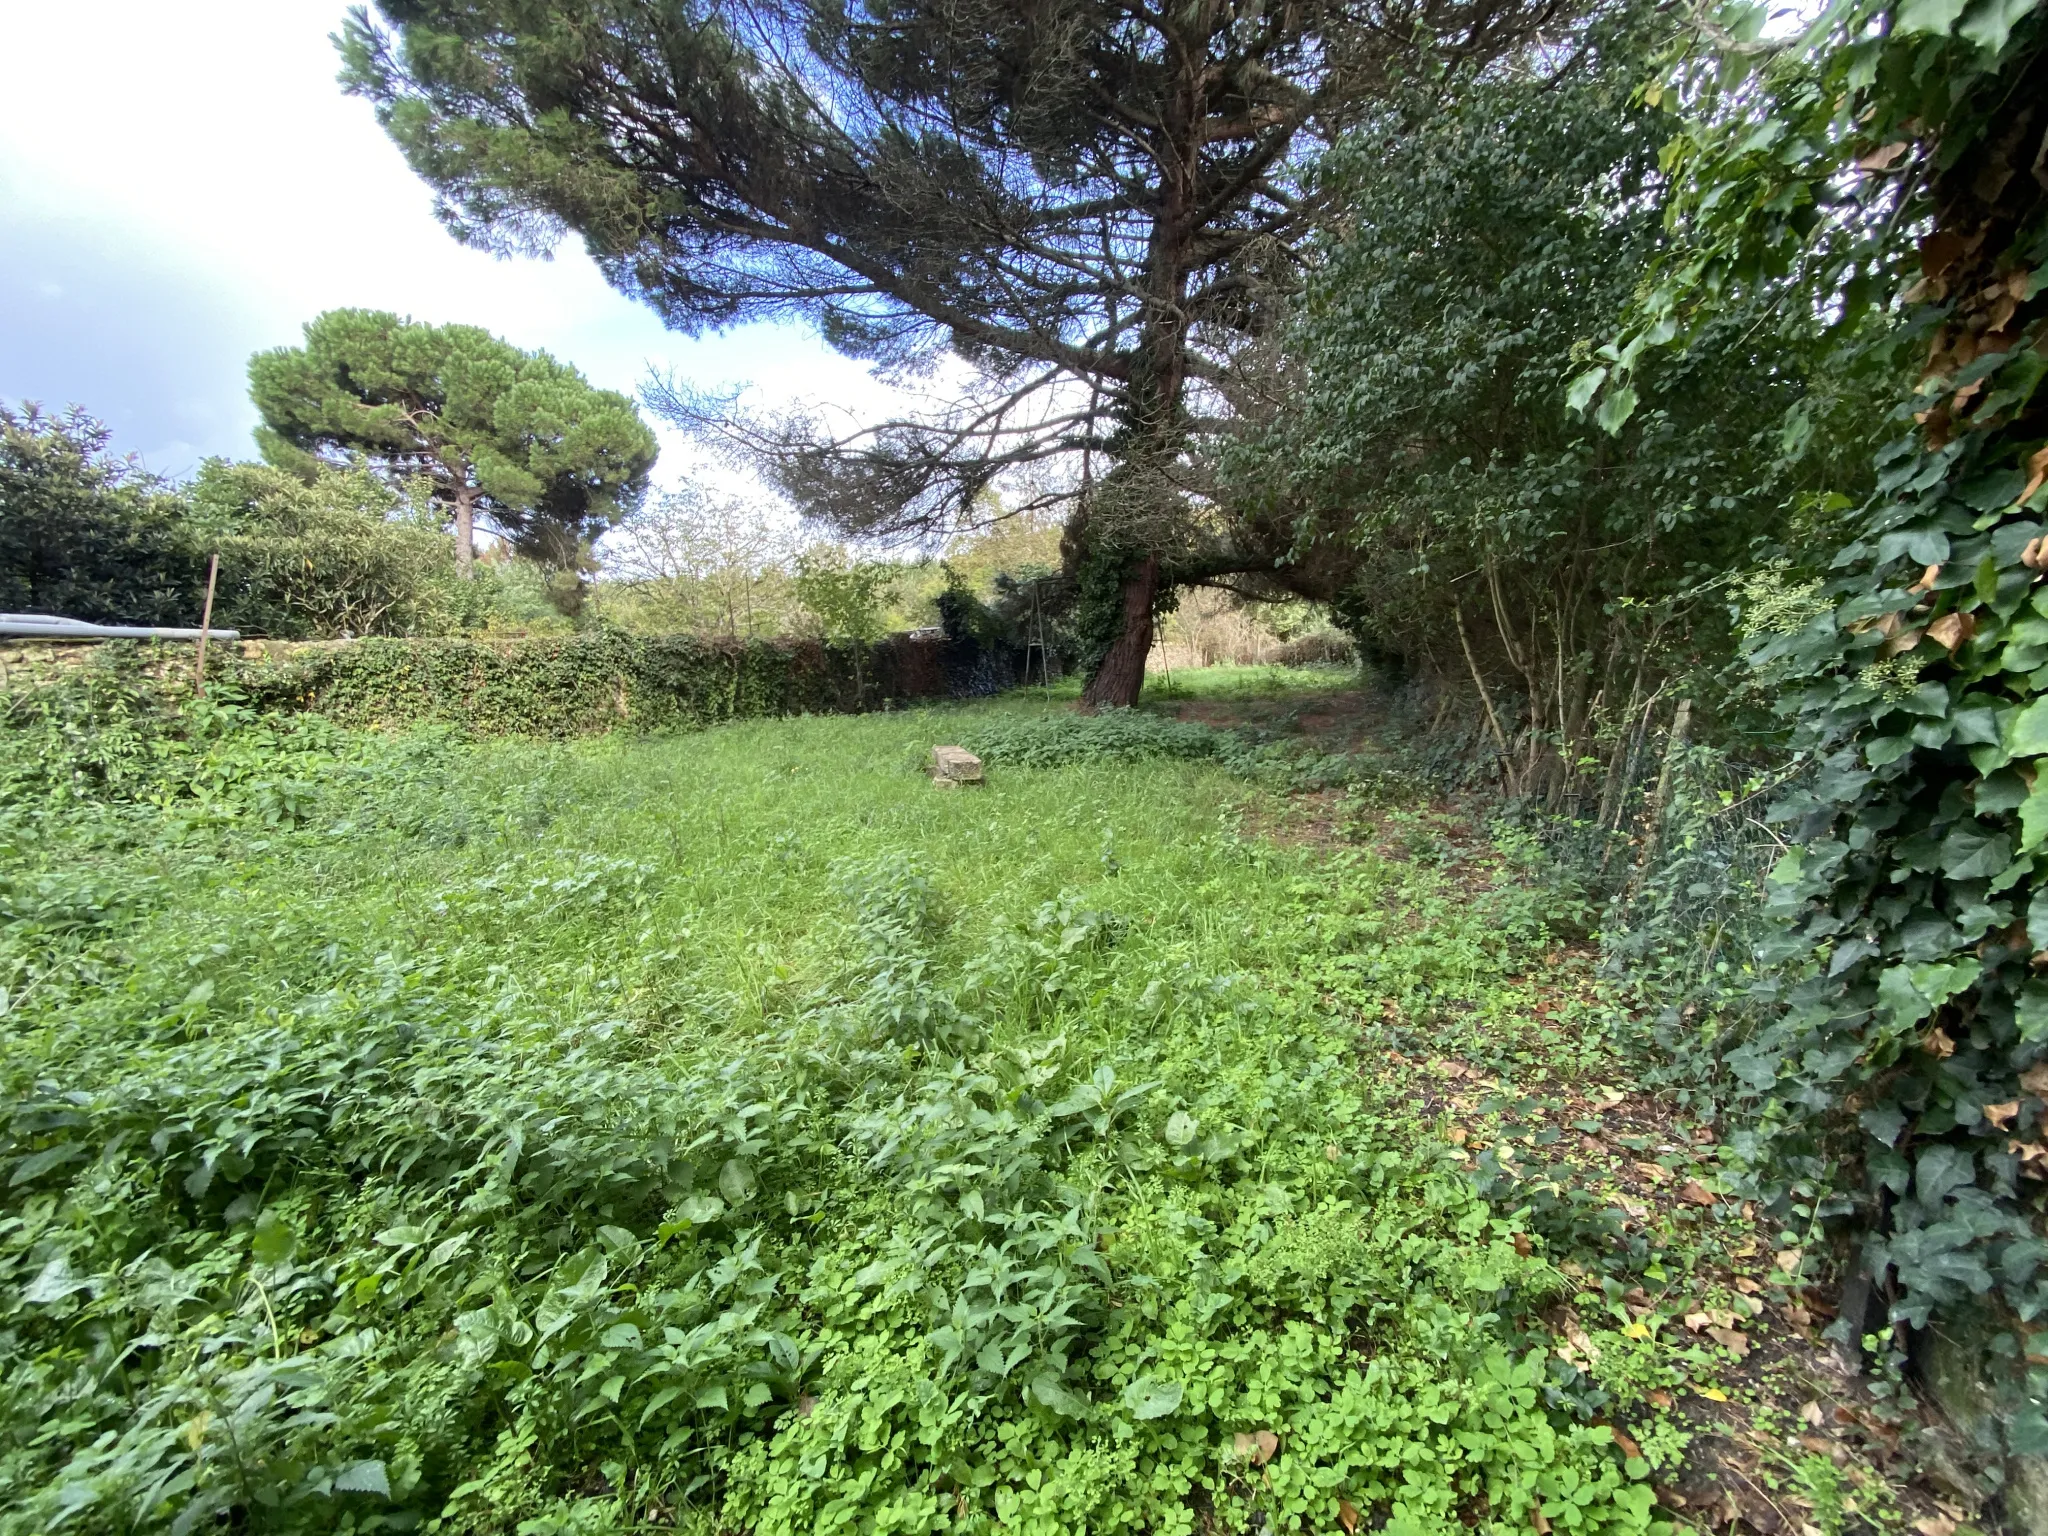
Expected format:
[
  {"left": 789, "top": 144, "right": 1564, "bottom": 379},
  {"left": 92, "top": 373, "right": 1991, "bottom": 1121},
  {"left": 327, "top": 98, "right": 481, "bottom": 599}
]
[{"left": 4, "top": 630, "right": 1029, "bottom": 737}]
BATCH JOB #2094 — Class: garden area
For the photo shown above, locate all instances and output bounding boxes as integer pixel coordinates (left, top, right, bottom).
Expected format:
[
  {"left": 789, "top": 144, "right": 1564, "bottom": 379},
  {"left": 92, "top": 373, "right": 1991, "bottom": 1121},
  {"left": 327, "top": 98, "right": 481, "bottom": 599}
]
[
  {"left": 0, "top": 660, "right": 1979, "bottom": 1534},
  {"left": 4, "top": 0, "right": 2047, "bottom": 1525}
]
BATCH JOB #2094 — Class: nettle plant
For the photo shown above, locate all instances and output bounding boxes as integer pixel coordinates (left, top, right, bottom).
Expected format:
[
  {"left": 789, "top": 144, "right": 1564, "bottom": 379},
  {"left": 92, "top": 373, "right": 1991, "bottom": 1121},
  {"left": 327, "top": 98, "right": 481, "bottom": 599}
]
[{"left": 1578, "top": 0, "right": 2048, "bottom": 1441}]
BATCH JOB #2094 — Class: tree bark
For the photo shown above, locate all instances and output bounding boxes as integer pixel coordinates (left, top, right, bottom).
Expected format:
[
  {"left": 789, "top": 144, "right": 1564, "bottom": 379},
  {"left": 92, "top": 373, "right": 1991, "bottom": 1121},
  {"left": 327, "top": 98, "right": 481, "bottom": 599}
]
[
  {"left": 1081, "top": 554, "right": 1160, "bottom": 709},
  {"left": 453, "top": 484, "right": 477, "bottom": 580}
]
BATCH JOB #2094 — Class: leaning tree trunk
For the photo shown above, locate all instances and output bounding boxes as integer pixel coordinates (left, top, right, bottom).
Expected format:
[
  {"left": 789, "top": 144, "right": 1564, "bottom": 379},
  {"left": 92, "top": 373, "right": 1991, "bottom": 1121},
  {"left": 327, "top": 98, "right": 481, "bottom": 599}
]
[{"left": 1081, "top": 553, "right": 1161, "bottom": 709}]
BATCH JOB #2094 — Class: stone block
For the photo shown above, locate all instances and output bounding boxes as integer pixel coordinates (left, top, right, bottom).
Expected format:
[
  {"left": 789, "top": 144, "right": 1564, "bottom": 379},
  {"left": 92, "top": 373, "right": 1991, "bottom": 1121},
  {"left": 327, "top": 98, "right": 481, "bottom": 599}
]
[{"left": 931, "top": 745, "right": 984, "bottom": 787}]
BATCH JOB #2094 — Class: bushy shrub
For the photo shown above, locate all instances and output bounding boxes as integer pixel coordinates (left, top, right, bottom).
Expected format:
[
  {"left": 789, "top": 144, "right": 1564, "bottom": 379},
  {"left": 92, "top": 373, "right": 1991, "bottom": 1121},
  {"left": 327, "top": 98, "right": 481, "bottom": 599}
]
[
  {"left": 965, "top": 709, "right": 1228, "bottom": 769},
  {"left": 0, "top": 404, "right": 205, "bottom": 625},
  {"left": 189, "top": 460, "right": 470, "bottom": 639}
]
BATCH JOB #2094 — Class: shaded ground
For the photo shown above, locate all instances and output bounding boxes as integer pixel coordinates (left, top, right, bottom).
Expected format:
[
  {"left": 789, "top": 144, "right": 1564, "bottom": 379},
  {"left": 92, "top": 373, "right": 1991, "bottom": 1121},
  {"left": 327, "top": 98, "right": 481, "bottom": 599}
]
[{"left": 1180, "top": 682, "right": 1994, "bottom": 1536}]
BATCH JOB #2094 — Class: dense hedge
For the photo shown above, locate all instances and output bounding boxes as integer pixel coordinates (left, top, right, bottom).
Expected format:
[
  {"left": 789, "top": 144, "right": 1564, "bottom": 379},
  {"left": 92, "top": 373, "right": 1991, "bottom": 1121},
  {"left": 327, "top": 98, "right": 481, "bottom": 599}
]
[{"left": 221, "top": 629, "right": 1028, "bottom": 736}]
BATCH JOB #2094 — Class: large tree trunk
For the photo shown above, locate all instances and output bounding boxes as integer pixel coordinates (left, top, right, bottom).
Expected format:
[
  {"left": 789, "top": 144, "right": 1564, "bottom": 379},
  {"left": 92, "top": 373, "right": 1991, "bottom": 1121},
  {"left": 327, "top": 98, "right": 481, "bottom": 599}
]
[
  {"left": 453, "top": 485, "right": 477, "bottom": 580},
  {"left": 1081, "top": 554, "right": 1160, "bottom": 709}
]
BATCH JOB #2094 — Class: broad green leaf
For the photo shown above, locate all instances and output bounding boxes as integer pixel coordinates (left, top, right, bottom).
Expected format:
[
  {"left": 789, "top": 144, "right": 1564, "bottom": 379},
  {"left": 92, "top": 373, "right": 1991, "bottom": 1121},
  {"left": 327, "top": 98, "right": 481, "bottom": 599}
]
[
  {"left": 1957, "top": 0, "right": 2036, "bottom": 51},
  {"left": 1163, "top": 1110, "right": 1198, "bottom": 1147},
  {"left": 718, "top": 1159, "right": 757, "bottom": 1205},
  {"left": 9, "top": 1143, "right": 84, "bottom": 1187},
  {"left": 333, "top": 1460, "right": 390, "bottom": 1497},
  {"left": 1564, "top": 366, "right": 1607, "bottom": 414},
  {"left": 1895, "top": 0, "right": 1968, "bottom": 34},
  {"left": 1122, "top": 1377, "right": 1184, "bottom": 1420},
  {"left": 680, "top": 1193, "right": 725, "bottom": 1224},
  {"left": 252, "top": 1211, "right": 298, "bottom": 1268},
  {"left": 1031, "top": 1372, "right": 1089, "bottom": 1417},
  {"left": 1595, "top": 384, "right": 1638, "bottom": 435},
  {"left": 22, "top": 1256, "right": 89, "bottom": 1304}
]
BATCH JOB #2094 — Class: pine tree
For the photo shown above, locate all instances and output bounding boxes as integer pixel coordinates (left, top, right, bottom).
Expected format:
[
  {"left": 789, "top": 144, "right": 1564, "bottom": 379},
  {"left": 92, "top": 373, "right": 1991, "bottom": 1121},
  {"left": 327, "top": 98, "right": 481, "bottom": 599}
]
[
  {"left": 339, "top": 0, "right": 1557, "bottom": 701},
  {"left": 249, "top": 309, "right": 658, "bottom": 581}
]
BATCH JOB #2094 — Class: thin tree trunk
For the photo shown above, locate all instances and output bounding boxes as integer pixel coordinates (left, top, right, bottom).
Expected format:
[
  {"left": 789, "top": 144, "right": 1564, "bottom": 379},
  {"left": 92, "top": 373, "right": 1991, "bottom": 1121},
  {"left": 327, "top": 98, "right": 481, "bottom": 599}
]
[
  {"left": 1627, "top": 697, "right": 1693, "bottom": 898},
  {"left": 1082, "top": 554, "right": 1160, "bottom": 709},
  {"left": 453, "top": 485, "right": 477, "bottom": 580}
]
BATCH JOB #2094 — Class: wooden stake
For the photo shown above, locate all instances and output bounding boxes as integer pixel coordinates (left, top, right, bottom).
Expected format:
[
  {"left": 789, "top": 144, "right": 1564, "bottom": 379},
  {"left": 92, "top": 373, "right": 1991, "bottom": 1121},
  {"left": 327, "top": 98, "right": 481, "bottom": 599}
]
[{"left": 194, "top": 552, "right": 219, "bottom": 695}]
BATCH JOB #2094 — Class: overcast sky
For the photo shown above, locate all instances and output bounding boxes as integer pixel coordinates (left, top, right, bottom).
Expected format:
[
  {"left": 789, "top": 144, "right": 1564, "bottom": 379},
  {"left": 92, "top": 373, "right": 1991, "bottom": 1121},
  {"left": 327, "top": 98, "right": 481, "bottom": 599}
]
[{"left": 0, "top": 0, "right": 866, "bottom": 488}]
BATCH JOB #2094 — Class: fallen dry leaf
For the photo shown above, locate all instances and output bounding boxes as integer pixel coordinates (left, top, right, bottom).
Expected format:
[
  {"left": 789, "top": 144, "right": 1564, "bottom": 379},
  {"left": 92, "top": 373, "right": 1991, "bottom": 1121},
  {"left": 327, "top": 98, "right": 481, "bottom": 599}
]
[
  {"left": 1679, "top": 1180, "right": 1719, "bottom": 1207},
  {"left": 1610, "top": 1426, "right": 1643, "bottom": 1459},
  {"left": 1926, "top": 611, "right": 1976, "bottom": 654},
  {"left": 1253, "top": 1430, "right": 1279, "bottom": 1467},
  {"left": 1800, "top": 1400, "right": 1825, "bottom": 1427},
  {"left": 1734, "top": 1277, "right": 1761, "bottom": 1295},
  {"left": 1857, "top": 140, "right": 1909, "bottom": 170},
  {"left": 1775, "top": 1248, "right": 1805, "bottom": 1274},
  {"left": 1707, "top": 1326, "right": 1751, "bottom": 1359},
  {"left": 1634, "top": 1161, "right": 1670, "bottom": 1185},
  {"left": 1985, "top": 1101, "right": 2020, "bottom": 1130},
  {"left": 1648, "top": 1390, "right": 1674, "bottom": 1409},
  {"left": 1923, "top": 1027, "right": 1957, "bottom": 1059},
  {"left": 2021, "top": 1062, "right": 2048, "bottom": 1097},
  {"left": 1532, "top": 1505, "right": 1552, "bottom": 1535},
  {"left": 1447, "top": 1126, "right": 1469, "bottom": 1146},
  {"left": 2023, "top": 444, "right": 2048, "bottom": 507},
  {"left": 1339, "top": 1498, "right": 1362, "bottom": 1534},
  {"left": 1914, "top": 1517, "right": 1957, "bottom": 1536},
  {"left": 1513, "top": 1233, "right": 1534, "bottom": 1257},
  {"left": 1684, "top": 1312, "right": 1712, "bottom": 1332},
  {"left": 1784, "top": 1304, "right": 1813, "bottom": 1328}
]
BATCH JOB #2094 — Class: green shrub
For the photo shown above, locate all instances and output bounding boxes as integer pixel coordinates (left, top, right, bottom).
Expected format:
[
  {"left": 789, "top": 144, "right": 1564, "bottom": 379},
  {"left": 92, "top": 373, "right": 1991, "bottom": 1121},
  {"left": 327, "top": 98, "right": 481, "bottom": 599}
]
[{"left": 964, "top": 710, "right": 1228, "bottom": 769}]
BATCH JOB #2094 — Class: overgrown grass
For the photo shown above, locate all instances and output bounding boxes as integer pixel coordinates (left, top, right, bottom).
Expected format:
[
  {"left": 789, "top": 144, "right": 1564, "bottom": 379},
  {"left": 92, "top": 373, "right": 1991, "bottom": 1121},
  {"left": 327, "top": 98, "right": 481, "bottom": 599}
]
[{"left": 1, "top": 677, "right": 1673, "bottom": 1535}]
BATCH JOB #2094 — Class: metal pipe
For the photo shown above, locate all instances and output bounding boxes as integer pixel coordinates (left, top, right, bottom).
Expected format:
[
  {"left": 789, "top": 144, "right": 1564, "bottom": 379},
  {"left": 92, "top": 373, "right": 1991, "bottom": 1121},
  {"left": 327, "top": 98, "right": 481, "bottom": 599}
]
[{"left": 0, "top": 614, "right": 239, "bottom": 641}]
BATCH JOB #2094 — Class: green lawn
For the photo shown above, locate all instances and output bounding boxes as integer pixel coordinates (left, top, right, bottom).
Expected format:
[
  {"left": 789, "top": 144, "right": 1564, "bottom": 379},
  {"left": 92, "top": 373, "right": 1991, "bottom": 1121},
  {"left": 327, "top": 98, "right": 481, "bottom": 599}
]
[{"left": 0, "top": 685, "right": 1734, "bottom": 1534}]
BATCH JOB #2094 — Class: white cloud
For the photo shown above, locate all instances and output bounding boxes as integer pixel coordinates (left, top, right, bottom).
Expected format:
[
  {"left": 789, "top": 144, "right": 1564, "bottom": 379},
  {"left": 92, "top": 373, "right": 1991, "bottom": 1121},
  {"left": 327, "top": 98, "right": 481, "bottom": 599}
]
[{"left": 0, "top": 0, "right": 880, "bottom": 486}]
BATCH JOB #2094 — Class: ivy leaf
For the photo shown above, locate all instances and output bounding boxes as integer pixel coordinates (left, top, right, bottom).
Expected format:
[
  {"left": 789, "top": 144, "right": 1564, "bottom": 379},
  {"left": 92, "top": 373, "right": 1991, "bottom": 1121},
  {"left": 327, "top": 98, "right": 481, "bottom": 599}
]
[
  {"left": 2017, "top": 984, "right": 2048, "bottom": 1043},
  {"left": 1941, "top": 823, "right": 2011, "bottom": 878},
  {"left": 2020, "top": 780, "right": 2048, "bottom": 852},
  {"left": 1915, "top": 1144, "right": 1978, "bottom": 1205},
  {"left": 2005, "top": 697, "right": 2048, "bottom": 757},
  {"left": 2009, "top": 1409, "right": 2048, "bottom": 1457},
  {"left": 1876, "top": 960, "right": 1979, "bottom": 1026},
  {"left": 1859, "top": 1105, "right": 1908, "bottom": 1146}
]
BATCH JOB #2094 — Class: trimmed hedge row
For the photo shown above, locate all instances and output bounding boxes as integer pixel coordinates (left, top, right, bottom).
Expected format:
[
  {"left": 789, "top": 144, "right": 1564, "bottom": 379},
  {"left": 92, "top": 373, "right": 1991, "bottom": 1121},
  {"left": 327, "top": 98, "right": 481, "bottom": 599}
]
[{"left": 222, "top": 629, "right": 1027, "bottom": 737}]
